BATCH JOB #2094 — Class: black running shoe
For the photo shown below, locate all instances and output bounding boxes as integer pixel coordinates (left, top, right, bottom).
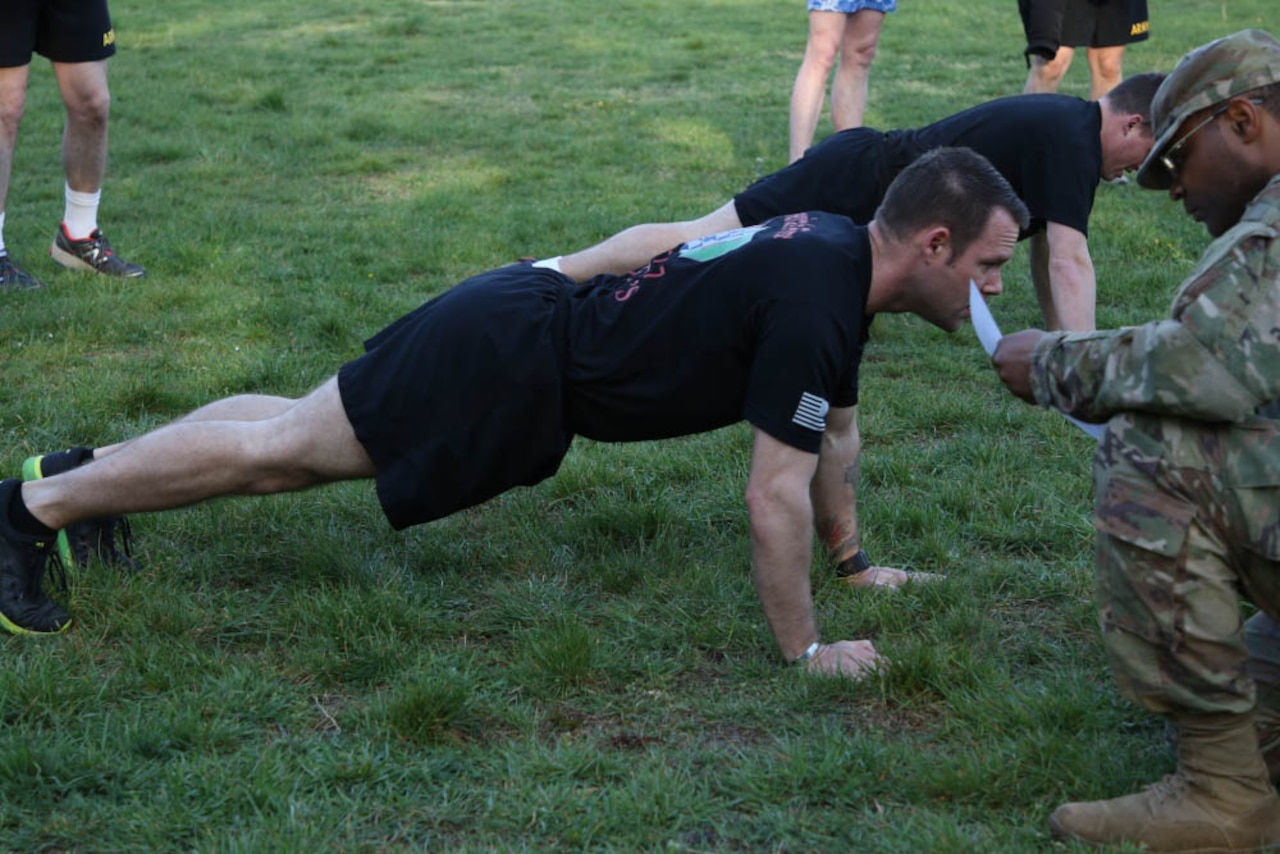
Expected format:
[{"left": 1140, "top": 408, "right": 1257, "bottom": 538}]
[
  {"left": 22, "top": 455, "right": 138, "bottom": 570},
  {"left": 0, "top": 252, "right": 43, "bottom": 290},
  {"left": 50, "top": 225, "right": 146, "bottom": 278},
  {"left": 0, "top": 482, "right": 71, "bottom": 635}
]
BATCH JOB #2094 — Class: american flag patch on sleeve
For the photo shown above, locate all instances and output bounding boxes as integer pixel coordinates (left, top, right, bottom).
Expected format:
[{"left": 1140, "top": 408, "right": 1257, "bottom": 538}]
[{"left": 791, "top": 392, "right": 829, "bottom": 432}]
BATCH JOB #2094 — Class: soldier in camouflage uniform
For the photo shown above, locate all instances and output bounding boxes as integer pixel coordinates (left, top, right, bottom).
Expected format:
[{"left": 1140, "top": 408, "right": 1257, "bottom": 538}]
[{"left": 993, "top": 29, "right": 1280, "bottom": 852}]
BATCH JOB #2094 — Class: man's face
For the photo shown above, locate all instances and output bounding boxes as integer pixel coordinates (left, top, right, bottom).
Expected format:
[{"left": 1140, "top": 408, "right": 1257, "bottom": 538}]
[
  {"left": 1101, "top": 119, "right": 1156, "bottom": 181},
  {"left": 921, "top": 208, "right": 1020, "bottom": 333},
  {"left": 1167, "top": 100, "right": 1269, "bottom": 237}
]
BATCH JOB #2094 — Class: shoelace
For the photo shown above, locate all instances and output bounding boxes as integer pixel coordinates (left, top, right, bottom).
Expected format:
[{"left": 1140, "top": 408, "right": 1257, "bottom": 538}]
[
  {"left": 101, "top": 516, "right": 136, "bottom": 566},
  {"left": 29, "top": 545, "right": 68, "bottom": 598},
  {"left": 1143, "top": 774, "right": 1188, "bottom": 804}
]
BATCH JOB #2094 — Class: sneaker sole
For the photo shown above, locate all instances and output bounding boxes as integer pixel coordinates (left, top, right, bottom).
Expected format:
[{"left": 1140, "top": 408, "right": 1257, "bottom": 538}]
[
  {"left": 0, "top": 610, "right": 72, "bottom": 636},
  {"left": 49, "top": 242, "right": 145, "bottom": 277},
  {"left": 20, "top": 456, "right": 75, "bottom": 568},
  {"left": 49, "top": 242, "right": 99, "bottom": 273}
]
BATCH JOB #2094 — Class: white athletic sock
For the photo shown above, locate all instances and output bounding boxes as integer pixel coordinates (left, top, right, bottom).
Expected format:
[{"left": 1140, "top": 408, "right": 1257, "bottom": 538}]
[
  {"left": 532, "top": 256, "right": 563, "bottom": 273},
  {"left": 0, "top": 211, "right": 6, "bottom": 254},
  {"left": 62, "top": 185, "right": 101, "bottom": 239}
]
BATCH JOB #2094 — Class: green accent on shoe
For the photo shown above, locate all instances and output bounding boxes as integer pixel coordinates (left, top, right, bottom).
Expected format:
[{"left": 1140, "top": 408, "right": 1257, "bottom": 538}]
[
  {"left": 0, "top": 480, "right": 73, "bottom": 636},
  {"left": 21, "top": 455, "right": 75, "bottom": 568}
]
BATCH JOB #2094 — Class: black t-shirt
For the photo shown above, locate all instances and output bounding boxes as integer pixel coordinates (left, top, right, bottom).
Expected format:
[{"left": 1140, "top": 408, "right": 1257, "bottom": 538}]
[
  {"left": 734, "top": 94, "right": 1102, "bottom": 239},
  {"left": 564, "top": 212, "right": 873, "bottom": 454}
]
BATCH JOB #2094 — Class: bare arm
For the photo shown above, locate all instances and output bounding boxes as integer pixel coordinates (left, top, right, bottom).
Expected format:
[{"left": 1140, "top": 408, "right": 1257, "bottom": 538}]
[
  {"left": 745, "top": 427, "right": 882, "bottom": 678},
  {"left": 811, "top": 405, "right": 862, "bottom": 563},
  {"left": 810, "top": 406, "right": 927, "bottom": 589},
  {"left": 1028, "top": 222, "right": 1097, "bottom": 332},
  {"left": 558, "top": 201, "right": 744, "bottom": 282}
]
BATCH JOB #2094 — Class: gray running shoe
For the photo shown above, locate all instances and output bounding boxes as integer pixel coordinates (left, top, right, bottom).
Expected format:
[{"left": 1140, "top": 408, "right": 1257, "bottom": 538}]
[
  {"left": 0, "top": 252, "right": 44, "bottom": 290},
  {"left": 50, "top": 225, "right": 146, "bottom": 278}
]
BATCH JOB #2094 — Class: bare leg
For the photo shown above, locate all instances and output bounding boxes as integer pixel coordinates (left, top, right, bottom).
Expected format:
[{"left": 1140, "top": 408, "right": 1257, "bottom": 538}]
[
  {"left": 52, "top": 60, "right": 110, "bottom": 195},
  {"left": 788, "top": 11, "right": 845, "bottom": 163},
  {"left": 1023, "top": 46, "right": 1075, "bottom": 94},
  {"left": 0, "top": 65, "right": 30, "bottom": 217},
  {"left": 1085, "top": 45, "right": 1124, "bottom": 100},
  {"left": 94, "top": 395, "right": 297, "bottom": 459},
  {"left": 828, "top": 11, "right": 884, "bottom": 132},
  {"left": 23, "top": 377, "right": 376, "bottom": 529}
]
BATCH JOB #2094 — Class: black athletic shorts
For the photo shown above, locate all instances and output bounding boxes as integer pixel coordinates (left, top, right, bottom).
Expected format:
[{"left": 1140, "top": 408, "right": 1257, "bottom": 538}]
[
  {"left": 1, "top": 0, "right": 117, "bottom": 67},
  {"left": 1019, "top": 0, "right": 1145, "bottom": 63},
  {"left": 338, "top": 265, "right": 575, "bottom": 530}
]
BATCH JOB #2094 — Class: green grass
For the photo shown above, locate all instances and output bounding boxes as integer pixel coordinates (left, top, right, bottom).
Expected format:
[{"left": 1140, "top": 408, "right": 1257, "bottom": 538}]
[{"left": 0, "top": 0, "right": 1272, "bottom": 849}]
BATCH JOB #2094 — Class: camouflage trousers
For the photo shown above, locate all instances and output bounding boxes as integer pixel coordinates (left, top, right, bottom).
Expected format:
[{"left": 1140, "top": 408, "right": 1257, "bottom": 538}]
[
  {"left": 1247, "top": 612, "right": 1280, "bottom": 765},
  {"left": 1093, "top": 412, "right": 1280, "bottom": 716}
]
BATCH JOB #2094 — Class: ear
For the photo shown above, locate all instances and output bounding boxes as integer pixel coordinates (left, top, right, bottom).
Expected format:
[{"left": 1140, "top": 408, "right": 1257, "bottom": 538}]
[
  {"left": 922, "top": 226, "right": 950, "bottom": 260},
  {"left": 1224, "top": 97, "right": 1264, "bottom": 143},
  {"left": 1125, "top": 113, "right": 1146, "bottom": 136}
]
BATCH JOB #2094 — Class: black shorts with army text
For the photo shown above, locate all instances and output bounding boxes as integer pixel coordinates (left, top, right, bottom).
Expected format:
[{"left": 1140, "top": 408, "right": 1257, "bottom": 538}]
[{"left": 1, "top": 0, "right": 117, "bottom": 68}]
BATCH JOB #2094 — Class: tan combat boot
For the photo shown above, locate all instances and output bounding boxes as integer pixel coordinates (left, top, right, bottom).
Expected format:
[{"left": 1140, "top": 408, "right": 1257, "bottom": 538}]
[{"left": 1049, "top": 712, "right": 1280, "bottom": 852}]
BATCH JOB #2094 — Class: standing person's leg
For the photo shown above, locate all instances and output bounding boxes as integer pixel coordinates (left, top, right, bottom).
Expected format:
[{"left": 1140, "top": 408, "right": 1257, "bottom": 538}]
[
  {"left": 829, "top": 9, "right": 885, "bottom": 132},
  {"left": 52, "top": 59, "right": 107, "bottom": 205},
  {"left": 49, "top": 59, "right": 143, "bottom": 277},
  {"left": 1083, "top": 0, "right": 1136, "bottom": 100},
  {"left": 789, "top": 8, "right": 846, "bottom": 162},
  {"left": 0, "top": 64, "right": 29, "bottom": 226},
  {"left": 1085, "top": 44, "right": 1124, "bottom": 99},
  {"left": 0, "top": 63, "right": 41, "bottom": 289},
  {"left": 1024, "top": 45, "right": 1074, "bottom": 93},
  {"left": 1020, "top": 0, "right": 1072, "bottom": 93}
]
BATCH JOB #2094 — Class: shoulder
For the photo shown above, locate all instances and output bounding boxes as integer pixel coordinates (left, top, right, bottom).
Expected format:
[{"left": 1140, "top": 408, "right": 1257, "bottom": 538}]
[
  {"left": 1170, "top": 177, "right": 1280, "bottom": 315},
  {"left": 1241, "top": 175, "right": 1280, "bottom": 231}
]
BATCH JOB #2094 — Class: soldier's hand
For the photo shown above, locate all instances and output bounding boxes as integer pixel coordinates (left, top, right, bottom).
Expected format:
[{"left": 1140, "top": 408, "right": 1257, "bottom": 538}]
[
  {"left": 993, "top": 329, "right": 1046, "bottom": 403},
  {"left": 804, "top": 640, "right": 885, "bottom": 680}
]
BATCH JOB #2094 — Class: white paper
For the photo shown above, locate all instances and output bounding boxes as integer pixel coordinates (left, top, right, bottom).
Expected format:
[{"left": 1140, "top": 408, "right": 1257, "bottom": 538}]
[
  {"left": 969, "top": 280, "right": 1003, "bottom": 357},
  {"left": 969, "top": 281, "right": 1105, "bottom": 441}
]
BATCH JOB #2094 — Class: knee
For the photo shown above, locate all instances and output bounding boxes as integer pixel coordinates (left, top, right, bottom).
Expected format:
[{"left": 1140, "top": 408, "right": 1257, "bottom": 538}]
[
  {"left": 0, "top": 91, "right": 25, "bottom": 132},
  {"left": 803, "top": 32, "right": 842, "bottom": 71},
  {"left": 843, "top": 34, "right": 881, "bottom": 70},
  {"left": 65, "top": 87, "right": 110, "bottom": 128},
  {"left": 235, "top": 429, "right": 324, "bottom": 495}
]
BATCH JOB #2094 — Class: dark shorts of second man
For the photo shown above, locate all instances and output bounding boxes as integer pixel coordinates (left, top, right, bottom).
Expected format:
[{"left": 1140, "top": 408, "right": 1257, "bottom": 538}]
[
  {"left": 338, "top": 265, "right": 576, "bottom": 531},
  {"left": 1019, "top": 0, "right": 1150, "bottom": 64},
  {"left": 0, "top": 0, "right": 117, "bottom": 68}
]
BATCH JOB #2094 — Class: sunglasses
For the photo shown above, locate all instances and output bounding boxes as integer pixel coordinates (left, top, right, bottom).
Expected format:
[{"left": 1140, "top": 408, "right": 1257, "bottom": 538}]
[{"left": 1160, "top": 97, "right": 1266, "bottom": 179}]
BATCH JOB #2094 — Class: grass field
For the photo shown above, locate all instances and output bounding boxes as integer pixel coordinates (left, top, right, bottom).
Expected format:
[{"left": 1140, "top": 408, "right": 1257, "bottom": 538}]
[{"left": 0, "top": 0, "right": 1275, "bottom": 850}]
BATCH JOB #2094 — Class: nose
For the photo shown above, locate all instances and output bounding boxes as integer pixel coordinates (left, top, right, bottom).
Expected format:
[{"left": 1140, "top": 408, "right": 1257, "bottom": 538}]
[{"left": 981, "top": 270, "right": 1003, "bottom": 297}]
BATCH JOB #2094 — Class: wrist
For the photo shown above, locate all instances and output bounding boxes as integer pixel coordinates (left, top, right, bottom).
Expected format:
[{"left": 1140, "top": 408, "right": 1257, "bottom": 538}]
[
  {"left": 791, "top": 641, "right": 821, "bottom": 666},
  {"left": 834, "top": 549, "right": 872, "bottom": 578}
]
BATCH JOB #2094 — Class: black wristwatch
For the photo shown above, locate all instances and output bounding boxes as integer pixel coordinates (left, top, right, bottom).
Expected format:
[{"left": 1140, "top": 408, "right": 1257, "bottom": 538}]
[{"left": 835, "top": 549, "right": 872, "bottom": 578}]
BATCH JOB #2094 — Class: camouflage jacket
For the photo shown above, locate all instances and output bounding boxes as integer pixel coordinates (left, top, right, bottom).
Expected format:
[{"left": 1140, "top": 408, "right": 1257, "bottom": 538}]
[{"left": 1030, "top": 173, "right": 1280, "bottom": 424}]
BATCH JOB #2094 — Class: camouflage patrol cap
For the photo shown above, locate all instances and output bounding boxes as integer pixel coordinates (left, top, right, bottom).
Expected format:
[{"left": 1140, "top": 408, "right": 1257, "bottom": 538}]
[{"left": 1137, "top": 29, "right": 1280, "bottom": 190}]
